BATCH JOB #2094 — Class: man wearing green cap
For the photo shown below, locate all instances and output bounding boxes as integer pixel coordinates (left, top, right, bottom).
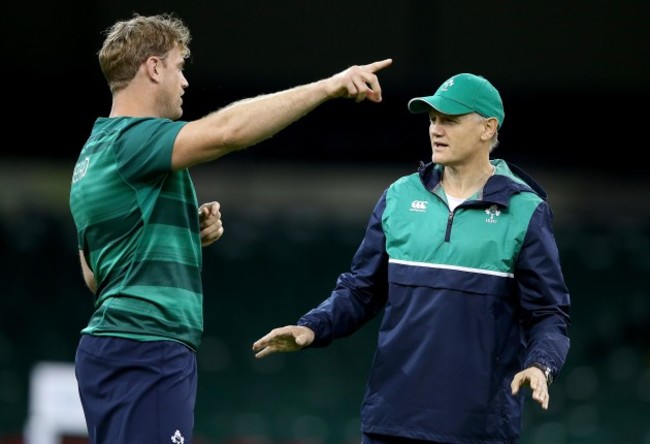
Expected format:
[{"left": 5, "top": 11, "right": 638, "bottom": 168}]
[{"left": 252, "top": 73, "right": 571, "bottom": 444}]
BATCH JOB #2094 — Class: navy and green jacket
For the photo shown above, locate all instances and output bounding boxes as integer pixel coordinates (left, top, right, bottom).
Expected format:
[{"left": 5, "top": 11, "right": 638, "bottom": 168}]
[{"left": 297, "top": 159, "right": 571, "bottom": 444}]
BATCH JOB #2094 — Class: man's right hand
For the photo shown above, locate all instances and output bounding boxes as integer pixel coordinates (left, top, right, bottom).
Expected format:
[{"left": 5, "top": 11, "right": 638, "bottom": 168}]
[
  {"left": 326, "top": 58, "right": 393, "bottom": 103},
  {"left": 252, "top": 325, "right": 315, "bottom": 359}
]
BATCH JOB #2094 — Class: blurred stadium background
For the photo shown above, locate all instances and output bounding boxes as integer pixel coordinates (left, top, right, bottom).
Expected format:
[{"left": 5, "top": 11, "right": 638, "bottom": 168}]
[{"left": 1, "top": 1, "right": 649, "bottom": 443}]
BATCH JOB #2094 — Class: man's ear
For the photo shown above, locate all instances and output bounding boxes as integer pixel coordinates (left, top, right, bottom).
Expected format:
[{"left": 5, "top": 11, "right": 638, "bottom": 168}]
[
  {"left": 482, "top": 117, "right": 498, "bottom": 140},
  {"left": 144, "top": 56, "right": 161, "bottom": 82}
]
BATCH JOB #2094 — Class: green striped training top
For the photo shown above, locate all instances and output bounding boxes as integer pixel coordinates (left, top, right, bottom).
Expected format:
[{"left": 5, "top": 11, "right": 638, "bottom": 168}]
[{"left": 69, "top": 116, "right": 204, "bottom": 350}]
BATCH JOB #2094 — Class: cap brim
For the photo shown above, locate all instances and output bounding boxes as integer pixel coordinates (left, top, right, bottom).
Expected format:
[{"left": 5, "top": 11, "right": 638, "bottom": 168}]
[{"left": 407, "top": 95, "right": 475, "bottom": 116}]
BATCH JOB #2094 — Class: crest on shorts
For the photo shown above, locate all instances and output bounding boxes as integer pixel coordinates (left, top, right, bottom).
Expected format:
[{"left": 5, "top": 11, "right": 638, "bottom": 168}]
[{"left": 171, "top": 430, "right": 185, "bottom": 444}]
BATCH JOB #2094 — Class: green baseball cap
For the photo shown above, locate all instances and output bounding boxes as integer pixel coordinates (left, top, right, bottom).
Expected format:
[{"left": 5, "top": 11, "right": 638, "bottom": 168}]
[{"left": 407, "top": 73, "right": 505, "bottom": 128}]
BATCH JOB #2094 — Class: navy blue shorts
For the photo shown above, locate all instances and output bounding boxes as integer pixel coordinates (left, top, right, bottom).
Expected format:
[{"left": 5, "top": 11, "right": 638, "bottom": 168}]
[{"left": 75, "top": 334, "right": 197, "bottom": 444}]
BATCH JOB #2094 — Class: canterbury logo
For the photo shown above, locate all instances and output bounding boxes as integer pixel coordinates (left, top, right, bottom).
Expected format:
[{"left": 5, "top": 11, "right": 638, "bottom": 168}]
[{"left": 410, "top": 200, "right": 428, "bottom": 212}]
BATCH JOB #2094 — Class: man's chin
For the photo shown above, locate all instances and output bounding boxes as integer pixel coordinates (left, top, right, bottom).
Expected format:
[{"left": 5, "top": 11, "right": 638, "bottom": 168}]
[{"left": 170, "top": 108, "right": 183, "bottom": 121}]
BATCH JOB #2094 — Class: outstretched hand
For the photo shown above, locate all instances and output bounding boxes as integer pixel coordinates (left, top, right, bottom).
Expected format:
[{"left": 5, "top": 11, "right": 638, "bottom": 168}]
[
  {"left": 198, "top": 201, "right": 224, "bottom": 247},
  {"left": 511, "top": 366, "right": 550, "bottom": 410},
  {"left": 327, "top": 58, "right": 393, "bottom": 103},
  {"left": 252, "top": 325, "right": 315, "bottom": 359}
]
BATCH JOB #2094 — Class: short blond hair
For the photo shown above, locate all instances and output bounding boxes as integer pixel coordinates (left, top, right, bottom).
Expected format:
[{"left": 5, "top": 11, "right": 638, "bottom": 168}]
[{"left": 98, "top": 13, "right": 191, "bottom": 93}]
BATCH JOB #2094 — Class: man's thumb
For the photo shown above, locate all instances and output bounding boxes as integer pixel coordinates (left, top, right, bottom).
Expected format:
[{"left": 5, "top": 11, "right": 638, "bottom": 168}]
[{"left": 295, "top": 334, "right": 307, "bottom": 346}]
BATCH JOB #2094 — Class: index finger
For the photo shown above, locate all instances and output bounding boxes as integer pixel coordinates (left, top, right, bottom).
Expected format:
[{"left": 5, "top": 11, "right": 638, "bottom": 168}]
[
  {"left": 362, "top": 58, "right": 393, "bottom": 73},
  {"left": 252, "top": 332, "right": 277, "bottom": 349},
  {"left": 510, "top": 374, "right": 523, "bottom": 395}
]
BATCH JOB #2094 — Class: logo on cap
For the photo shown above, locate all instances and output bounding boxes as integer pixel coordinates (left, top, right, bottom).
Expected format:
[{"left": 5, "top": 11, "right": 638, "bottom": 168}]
[{"left": 439, "top": 78, "right": 454, "bottom": 92}]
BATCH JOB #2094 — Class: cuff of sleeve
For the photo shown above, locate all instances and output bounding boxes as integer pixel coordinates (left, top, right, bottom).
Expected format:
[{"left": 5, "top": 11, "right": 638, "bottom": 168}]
[{"left": 530, "top": 362, "right": 554, "bottom": 385}]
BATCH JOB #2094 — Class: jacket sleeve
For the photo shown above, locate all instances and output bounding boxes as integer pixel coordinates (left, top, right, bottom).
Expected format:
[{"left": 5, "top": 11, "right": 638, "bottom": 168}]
[
  {"left": 297, "top": 191, "right": 390, "bottom": 347},
  {"left": 517, "top": 201, "right": 571, "bottom": 381}
]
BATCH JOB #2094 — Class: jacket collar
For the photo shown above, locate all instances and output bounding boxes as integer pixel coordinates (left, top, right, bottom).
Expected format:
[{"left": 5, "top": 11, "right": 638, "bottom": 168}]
[{"left": 417, "top": 160, "right": 548, "bottom": 207}]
